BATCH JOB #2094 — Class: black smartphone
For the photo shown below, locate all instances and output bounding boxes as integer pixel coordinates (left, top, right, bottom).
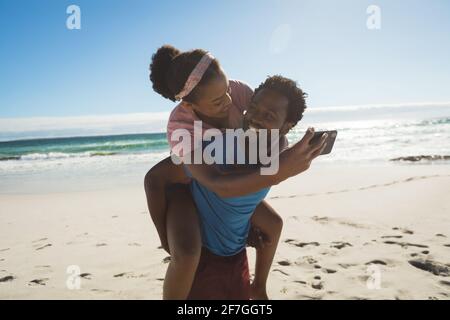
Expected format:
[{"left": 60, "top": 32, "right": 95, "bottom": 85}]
[{"left": 309, "top": 130, "right": 337, "bottom": 155}]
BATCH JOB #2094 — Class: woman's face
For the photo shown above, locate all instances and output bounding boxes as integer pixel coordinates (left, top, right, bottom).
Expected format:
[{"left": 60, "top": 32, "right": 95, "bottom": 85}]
[{"left": 185, "top": 69, "right": 232, "bottom": 119}]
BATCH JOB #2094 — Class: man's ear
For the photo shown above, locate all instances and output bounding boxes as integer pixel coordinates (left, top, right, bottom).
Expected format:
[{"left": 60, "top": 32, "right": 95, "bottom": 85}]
[{"left": 280, "top": 122, "right": 294, "bottom": 135}]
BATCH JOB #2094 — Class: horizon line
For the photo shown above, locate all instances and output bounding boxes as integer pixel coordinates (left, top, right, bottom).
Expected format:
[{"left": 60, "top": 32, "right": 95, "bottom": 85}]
[
  {"left": 1, "top": 100, "right": 450, "bottom": 122},
  {"left": 1, "top": 100, "right": 449, "bottom": 142}
]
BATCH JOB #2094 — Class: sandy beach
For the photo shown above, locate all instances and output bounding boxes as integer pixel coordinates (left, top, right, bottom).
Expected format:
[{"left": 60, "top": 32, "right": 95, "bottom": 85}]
[
  {"left": 2, "top": 0, "right": 450, "bottom": 303},
  {"left": 1, "top": 163, "right": 449, "bottom": 300}
]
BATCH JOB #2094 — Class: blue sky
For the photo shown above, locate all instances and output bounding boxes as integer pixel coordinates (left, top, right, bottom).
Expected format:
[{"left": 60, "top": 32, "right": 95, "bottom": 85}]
[{"left": 1, "top": 0, "right": 450, "bottom": 119}]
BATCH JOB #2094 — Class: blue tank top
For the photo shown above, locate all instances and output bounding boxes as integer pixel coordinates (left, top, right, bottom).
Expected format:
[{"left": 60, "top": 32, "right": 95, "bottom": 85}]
[{"left": 185, "top": 136, "right": 270, "bottom": 256}]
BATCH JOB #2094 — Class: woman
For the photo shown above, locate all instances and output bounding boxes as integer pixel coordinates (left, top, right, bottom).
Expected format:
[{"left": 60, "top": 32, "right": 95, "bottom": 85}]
[{"left": 145, "top": 45, "right": 326, "bottom": 299}]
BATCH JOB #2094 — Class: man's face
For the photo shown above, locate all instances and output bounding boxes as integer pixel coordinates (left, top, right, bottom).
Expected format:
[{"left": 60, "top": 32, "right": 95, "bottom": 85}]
[{"left": 243, "top": 88, "right": 293, "bottom": 135}]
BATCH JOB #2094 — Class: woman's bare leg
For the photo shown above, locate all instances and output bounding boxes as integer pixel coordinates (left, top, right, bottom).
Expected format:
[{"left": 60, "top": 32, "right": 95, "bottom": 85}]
[
  {"left": 163, "top": 184, "right": 202, "bottom": 300},
  {"left": 249, "top": 200, "right": 283, "bottom": 300}
]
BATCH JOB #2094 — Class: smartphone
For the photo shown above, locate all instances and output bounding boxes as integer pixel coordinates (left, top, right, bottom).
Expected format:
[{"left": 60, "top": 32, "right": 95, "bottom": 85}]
[{"left": 309, "top": 130, "right": 337, "bottom": 155}]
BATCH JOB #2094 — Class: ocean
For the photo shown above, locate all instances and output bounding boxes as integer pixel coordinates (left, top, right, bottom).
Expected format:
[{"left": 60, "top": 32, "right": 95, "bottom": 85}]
[{"left": 1, "top": 103, "right": 449, "bottom": 193}]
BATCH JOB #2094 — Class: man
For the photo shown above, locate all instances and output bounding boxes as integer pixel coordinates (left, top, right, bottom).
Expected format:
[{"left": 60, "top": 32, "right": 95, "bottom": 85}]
[{"left": 146, "top": 75, "right": 327, "bottom": 299}]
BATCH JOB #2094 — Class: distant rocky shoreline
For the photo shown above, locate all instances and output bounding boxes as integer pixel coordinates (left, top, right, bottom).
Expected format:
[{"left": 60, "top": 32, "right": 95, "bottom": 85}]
[{"left": 390, "top": 155, "right": 450, "bottom": 162}]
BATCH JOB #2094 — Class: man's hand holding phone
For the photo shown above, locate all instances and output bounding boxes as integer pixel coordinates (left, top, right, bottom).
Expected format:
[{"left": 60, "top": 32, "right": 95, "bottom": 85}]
[
  {"left": 277, "top": 127, "right": 334, "bottom": 182},
  {"left": 309, "top": 130, "right": 338, "bottom": 155}
]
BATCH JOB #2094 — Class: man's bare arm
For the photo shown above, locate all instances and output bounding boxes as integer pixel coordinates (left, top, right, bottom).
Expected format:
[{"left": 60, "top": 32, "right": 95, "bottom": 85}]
[{"left": 184, "top": 128, "right": 328, "bottom": 198}]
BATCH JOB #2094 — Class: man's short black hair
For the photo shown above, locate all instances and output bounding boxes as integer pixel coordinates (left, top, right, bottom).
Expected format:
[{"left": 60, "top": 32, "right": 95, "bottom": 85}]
[{"left": 253, "top": 75, "right": 307, "bottom": 126}]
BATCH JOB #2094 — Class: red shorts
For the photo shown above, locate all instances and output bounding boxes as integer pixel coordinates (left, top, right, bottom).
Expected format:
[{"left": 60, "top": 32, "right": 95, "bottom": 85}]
[{"left": 187, "top": 247, "right": 250, "bottom": 300}]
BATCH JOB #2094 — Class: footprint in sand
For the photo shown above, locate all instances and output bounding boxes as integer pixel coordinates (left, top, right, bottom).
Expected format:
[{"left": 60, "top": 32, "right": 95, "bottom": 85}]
[
  {"left": 337, "top": 220, "right": 368, "bottom": 229},
  {"left": 435, "top": 234, "right": 446, "bottom": 238},
  {"left": 311, "top": 216, "right": 329, "bottom": 222},
  {"left": 366, "top": 260, "right": 388, "bottom": 266},
  {"left": 304, "top": 257, "right": 318, "bottom": 265},
  {"left": 277, "top": 260, "right": 291, "bottom": 266},
  {"left": 128, "top": 243, "right": 142, "bottom": 247},
  {"left": 272, "top": 268, "right": 289, "bottom": 276},
  {"left": 392, "top": 227, "right": 414, "bottom": 235},
  {"left": 381, "top": 235, "right": 403, "bottom": 239},
  {"left": 111, "top": 215, "right": 119, "bottom": 218},
  {"left": 408, "top": 259, "right": 450, "bottom": 276},
  {"left": 0, "top": 248, "right": 10, "bottom": 253},
  {"left": 297, "top": 294, "right": 323, "bottom": 300},
  {"left": 311, "top": 281, "right": 323, "bottom": 290},
  {"left": 163, "top": 256, "right": 171, "bottom": 263},
  {"left": 91, "top": 288, "right": 113, "bottom": 293},
  {"left": 114, "top": 272, "right": 130, "bottom": 278},
  {"left": 80, "top": 273, "right": 92, "bottom": 279},
  {"left": 322, "top": 268, "right": 337, "bottom": 274},
  {"left": 113, "top": 271, "right": 148, "bottom": 279},
  {"left": 0, "top": 275, "right": 15, "bottom": 283},
  {"left": 383, "top": 241, "right": 428, "bottom": 249},
  {"left": 294, "top": 256, "right": 318, "bottom": 267},
  {"left": 440, "top": 280, "right": 450, "bottom": 287},
  {"left": 330, "top": 241, "right": 352, "bottom": 250},
  {"left": 95, "top": 243, "right": 108, "bottom": 247},
  {"left": 311, "top": 216, "right": 367, "bottom": 229},
  {"left": 285, "top": 239, "right": 320, "bottom": 248},
  {"left": 29, "top": 278, "right": 49, "bottom": 286},
  {"left": 35, "top": 244, "right": 52, "bottom": 251},
  {"left": 32, "top": 237, "right": 51, "bottom": 249}
]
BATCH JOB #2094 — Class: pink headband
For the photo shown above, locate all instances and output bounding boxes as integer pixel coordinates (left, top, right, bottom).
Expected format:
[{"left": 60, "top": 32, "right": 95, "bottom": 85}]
[{"left": 175, "top": 52, "right": 215, "bottom": 101}]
